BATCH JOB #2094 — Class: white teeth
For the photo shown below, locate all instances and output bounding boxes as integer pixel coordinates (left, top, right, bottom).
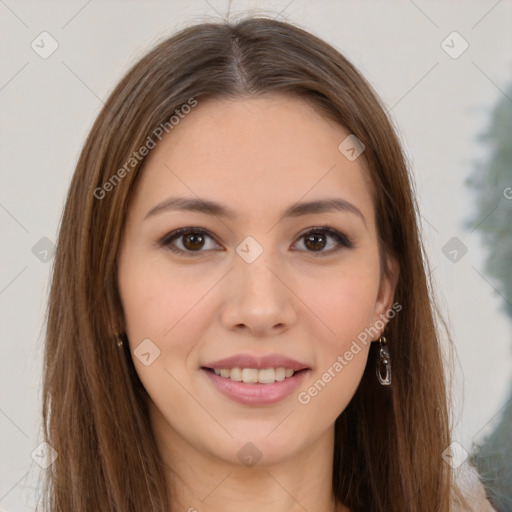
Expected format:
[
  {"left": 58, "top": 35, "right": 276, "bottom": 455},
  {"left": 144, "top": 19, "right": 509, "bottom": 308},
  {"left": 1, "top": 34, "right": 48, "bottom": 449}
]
[
  {"left": 211, "top": 367, "right": 298, "bottom": 384},
  {"left": 275, "top": 367, "right": 286, "bottom": 381},
  {"left": 230, "top": 368, "right": 243, "bottom": 381},
  {"left": 242, "top": 368, "right": 259, "bottom": 383},
  {"left": 256, "top": 368, "right": 275, "bottom": 384}
]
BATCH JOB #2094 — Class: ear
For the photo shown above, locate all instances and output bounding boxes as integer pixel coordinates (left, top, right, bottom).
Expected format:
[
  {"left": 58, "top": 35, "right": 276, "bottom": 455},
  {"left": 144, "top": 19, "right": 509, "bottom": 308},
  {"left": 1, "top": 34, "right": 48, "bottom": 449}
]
[{"left": 372, "top": 255, "right": 400, "bottom": 338}]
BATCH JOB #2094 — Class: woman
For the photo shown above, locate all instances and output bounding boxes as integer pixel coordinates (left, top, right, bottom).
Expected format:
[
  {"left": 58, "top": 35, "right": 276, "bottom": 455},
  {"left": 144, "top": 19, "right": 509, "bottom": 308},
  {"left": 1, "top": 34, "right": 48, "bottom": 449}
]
[{"left": 40, "top": 16, "right": 490, "bottom": 511}]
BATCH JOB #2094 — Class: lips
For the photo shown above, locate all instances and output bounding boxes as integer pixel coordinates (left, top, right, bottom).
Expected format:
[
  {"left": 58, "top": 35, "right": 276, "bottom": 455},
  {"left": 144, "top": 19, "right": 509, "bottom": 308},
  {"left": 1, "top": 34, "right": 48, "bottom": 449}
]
[
  {"left": 200, "top": 353, "right": 311, "bottom": 405},
  {"left": 201, "top": 366, "right": 310, "bottom": 406},
  {"left": 202, "top": 353, "right": 310, "bottom": 372}
]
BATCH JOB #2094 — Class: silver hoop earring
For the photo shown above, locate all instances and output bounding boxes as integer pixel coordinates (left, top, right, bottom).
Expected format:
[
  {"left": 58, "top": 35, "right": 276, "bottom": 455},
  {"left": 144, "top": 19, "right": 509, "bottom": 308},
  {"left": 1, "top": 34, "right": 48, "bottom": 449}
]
[{"left": 376, "top": 336, "right": 391, "bottom": 386}]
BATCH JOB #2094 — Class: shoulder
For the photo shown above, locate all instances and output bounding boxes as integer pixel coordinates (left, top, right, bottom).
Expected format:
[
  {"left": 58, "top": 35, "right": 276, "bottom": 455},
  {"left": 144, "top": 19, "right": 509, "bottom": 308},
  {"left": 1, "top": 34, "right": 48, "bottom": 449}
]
[{"left": 452, "top": 462, "right": 497, "bottom": 512}]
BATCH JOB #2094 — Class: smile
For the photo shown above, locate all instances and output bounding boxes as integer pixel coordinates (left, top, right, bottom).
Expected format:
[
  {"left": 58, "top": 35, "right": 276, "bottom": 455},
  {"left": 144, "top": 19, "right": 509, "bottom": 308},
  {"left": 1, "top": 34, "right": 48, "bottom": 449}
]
[
  {"left": 201, "top": 367, "right": 310, "bottom": 406},
  {"left": 209, "top": 367, "right": 297, "bottom": 384}
]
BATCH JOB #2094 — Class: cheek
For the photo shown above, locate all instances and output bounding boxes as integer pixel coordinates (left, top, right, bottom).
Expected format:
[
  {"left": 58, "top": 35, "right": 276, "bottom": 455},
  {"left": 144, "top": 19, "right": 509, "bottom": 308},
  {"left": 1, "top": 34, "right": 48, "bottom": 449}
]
[
  {"left": 118, "top": 256, "right": 220, "bottom": 368},
  {"left": 292, "top": 254, "right": 380, "bottom": 413},
  {"left": 300, "top": 254, "right": 381, "bottom": 346},
  {"left": 119, "top": 254, "right": 198, "bottom": 335},
  {"left": 117, "top": 258, "right": 213, "bottom": 420}
]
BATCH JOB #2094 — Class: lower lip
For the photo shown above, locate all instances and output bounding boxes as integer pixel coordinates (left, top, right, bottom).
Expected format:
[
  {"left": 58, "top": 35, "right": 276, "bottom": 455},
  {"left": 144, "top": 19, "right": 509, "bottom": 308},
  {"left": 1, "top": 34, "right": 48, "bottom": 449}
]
[{"left": 201, "top": 368, "right": 310, "bottom": 406}]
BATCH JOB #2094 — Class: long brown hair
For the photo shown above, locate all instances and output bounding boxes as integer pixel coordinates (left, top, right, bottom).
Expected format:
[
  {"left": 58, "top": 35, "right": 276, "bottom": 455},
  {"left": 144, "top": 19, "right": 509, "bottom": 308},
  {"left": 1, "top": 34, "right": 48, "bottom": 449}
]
[{"left": 40, "top": 16, "right": 470, "bottom": 511}]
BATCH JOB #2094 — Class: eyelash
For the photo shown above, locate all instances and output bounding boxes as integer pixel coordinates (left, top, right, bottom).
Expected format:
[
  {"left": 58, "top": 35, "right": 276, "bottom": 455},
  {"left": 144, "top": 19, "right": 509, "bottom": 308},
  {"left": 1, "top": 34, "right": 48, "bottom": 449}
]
[{"left": 158, "top": 226, "right": 354, "bottom": 257}]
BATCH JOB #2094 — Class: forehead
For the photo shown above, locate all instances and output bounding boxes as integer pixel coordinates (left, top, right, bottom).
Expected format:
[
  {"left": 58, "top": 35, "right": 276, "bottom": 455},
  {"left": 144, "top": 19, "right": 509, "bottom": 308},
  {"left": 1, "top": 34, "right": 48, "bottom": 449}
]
[{"left": 131, "top": 94, "right": 375, "bottom": 224}]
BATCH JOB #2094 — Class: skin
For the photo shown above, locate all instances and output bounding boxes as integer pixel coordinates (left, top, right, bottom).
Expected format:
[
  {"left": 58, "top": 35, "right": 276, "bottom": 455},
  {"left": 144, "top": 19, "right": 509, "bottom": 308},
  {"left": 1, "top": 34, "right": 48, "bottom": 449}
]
[{"left": 117, "top": 94, "right": 398, "bottom": 512}]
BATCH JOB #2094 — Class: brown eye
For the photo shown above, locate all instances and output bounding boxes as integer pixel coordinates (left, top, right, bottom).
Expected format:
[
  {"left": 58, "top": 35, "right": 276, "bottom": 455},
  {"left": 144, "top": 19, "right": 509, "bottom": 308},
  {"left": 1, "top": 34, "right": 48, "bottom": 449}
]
[
  {"left": 160, "top": 226, "right": 353, "bottom": 258},
  {"left": 160, "top": 228, "right": 221, "bottom": 256},
  {"left": 182, "top": 232, "right": 206, "bottom": 251},
  {"left": 304, "top": 232, "right": 328, "bottom": 251},
  {"left": 294, "top": 227, "right": 354, "bottom": 255}
]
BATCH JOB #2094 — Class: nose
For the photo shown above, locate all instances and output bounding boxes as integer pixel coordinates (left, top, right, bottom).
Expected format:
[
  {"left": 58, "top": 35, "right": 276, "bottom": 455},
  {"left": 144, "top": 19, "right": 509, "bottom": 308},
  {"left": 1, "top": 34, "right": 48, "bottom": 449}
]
[{"left": 219, "top": 247, "right": 298, "bottom": 337}]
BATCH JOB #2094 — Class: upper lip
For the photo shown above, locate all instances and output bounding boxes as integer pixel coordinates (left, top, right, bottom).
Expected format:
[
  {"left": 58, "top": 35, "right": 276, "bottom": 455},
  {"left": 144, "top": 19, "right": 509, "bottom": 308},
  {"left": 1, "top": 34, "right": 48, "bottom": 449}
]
[{"left": 202, "top": 353, "right": 310, "bottom": 371}]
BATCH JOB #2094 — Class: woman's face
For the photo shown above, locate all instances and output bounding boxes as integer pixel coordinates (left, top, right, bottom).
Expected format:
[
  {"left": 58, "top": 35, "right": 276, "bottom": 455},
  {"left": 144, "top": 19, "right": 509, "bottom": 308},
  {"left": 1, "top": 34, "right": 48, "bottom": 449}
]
[{"left": 117, "top": 94, "right": 397, "bottom": 467}]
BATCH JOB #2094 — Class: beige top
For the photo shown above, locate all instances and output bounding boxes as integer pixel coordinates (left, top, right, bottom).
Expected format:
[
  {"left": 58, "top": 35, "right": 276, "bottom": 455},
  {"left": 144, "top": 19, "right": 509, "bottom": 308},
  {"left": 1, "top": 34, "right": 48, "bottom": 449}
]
[{"left": 453, "top": 462, "right": 497, "bottom": 512}]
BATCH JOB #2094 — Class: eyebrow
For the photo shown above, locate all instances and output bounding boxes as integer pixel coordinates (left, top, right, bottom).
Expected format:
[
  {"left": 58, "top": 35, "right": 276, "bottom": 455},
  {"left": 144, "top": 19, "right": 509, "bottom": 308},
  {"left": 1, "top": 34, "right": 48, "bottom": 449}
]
[{"left": 144, "top": 196, "right": 367, "bottom": 226}]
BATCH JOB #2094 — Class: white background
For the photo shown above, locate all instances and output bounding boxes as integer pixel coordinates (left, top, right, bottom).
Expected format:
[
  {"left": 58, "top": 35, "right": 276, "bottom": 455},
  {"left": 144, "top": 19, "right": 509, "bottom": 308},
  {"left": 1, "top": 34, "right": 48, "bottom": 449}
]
[{"left": 1, "top": 1, "right": 511, "bottom": 510}]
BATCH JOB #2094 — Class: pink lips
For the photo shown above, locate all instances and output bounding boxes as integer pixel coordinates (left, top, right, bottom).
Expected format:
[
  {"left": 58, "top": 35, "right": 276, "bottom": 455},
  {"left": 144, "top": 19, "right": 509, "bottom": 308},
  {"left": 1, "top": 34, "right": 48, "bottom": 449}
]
[
  {"left": 203, "top": 353, "right": 310, "bottom": 372},
  {"left": 201, "top": 352, "right": 311, "bottom": 406},
  {"left": 201, "top": 367, "right": 310, "bottom": 406}
]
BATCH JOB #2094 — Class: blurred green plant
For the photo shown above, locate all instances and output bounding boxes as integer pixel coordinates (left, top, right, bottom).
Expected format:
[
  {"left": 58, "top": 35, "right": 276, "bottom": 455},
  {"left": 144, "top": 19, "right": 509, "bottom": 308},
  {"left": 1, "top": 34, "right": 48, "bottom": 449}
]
[{"left": 465, "top": 83, "right": 512, "bottom": 512}]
